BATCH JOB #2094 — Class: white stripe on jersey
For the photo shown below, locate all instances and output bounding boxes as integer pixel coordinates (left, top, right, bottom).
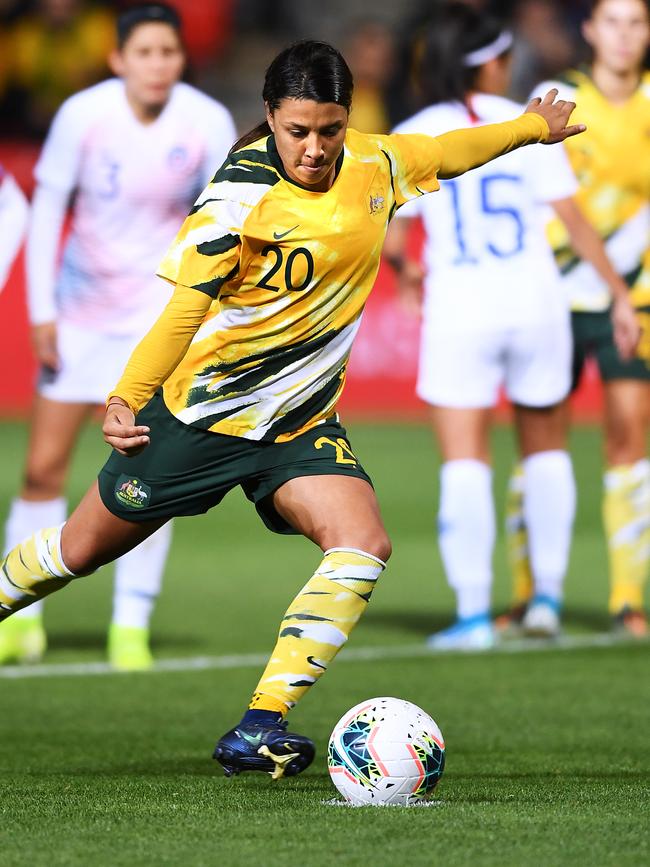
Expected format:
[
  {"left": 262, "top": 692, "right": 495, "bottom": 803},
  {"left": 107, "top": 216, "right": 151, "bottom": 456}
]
[{"left": 176, "top": 317, "right": 361, "bottom": 439}]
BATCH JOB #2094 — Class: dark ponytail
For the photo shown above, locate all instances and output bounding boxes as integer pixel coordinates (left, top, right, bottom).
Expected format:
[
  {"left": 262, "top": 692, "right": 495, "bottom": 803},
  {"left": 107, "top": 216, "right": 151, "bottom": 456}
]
[
  {"left": 230, "top": 40, "right": 354, "bottom": 153},
  {"left": 417, "top": 2, "right": 506, "bottom": 106}
]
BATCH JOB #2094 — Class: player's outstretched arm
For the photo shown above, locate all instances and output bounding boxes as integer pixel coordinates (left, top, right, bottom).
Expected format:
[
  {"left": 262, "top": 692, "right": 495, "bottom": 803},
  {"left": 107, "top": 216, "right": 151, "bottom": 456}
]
[
  {"left": 525, "top": 88, "right": 586, "bottom": 144},
  {"left": 434, "top": 90, "right": 585, "bottom": 180}
]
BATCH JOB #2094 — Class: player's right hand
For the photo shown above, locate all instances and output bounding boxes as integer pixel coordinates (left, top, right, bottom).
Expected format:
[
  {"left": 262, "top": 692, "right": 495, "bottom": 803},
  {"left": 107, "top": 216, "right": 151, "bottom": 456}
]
[
  {"left": 611, "top": 295, "right": 641, "bottom": 362},
  {"left": 31, "top": 322, "right": 59, "bottom": 370},
  {"left": 103, "top": 399, "right": 150, "bottom": 456},
  {"left": 525, "top": 89, "right": 586, "bottom": 144}
]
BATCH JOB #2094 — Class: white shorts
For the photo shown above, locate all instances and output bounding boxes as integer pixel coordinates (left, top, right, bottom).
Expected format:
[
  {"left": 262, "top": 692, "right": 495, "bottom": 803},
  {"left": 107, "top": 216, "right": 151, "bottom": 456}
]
[
  {"left": 416, "top": 313, "right": 572, "bottom": 409},
  {"left": 38, "top": 320, "right": 143, "bottom": 404}
]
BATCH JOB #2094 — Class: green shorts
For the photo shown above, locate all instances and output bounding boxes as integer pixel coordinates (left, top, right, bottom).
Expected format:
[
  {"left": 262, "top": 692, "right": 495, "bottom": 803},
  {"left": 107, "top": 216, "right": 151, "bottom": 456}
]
[
  {"left": 571, "top": 305, "right": 650, "bottom": 389},
  {"left": 97, "top": 392, "right": 372, "bottom": 535}
]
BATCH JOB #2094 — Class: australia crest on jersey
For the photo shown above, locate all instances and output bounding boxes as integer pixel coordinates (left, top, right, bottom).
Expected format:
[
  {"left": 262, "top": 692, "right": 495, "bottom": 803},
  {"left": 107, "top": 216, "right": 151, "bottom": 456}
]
[{"left": 368, "top": 190, "right": 386, "bottom": 216}]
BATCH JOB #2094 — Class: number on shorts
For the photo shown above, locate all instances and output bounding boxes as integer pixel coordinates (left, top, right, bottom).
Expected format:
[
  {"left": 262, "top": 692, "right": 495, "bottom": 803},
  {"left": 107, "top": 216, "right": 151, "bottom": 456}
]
[{"left": 314, "top": 436, "right": 358, "bottom": 465}]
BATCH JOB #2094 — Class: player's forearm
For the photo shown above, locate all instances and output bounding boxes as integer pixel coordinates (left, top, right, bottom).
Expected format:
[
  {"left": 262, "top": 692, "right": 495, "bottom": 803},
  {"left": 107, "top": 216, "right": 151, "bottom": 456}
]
[
  {"left": 435, "top": 114, "right": 550, "bottom": 180},
  {"left": 107, "top": 283, "right": 212, "bottom": 414},
  {"left": 553, "top": 197, "right": 629, "bottom": 303},
  {"left": 383, "top": 217, "right": 412, "bottom": 274},
  {"left": 26, "top": 185, "right": 68, "bottom": 324}
]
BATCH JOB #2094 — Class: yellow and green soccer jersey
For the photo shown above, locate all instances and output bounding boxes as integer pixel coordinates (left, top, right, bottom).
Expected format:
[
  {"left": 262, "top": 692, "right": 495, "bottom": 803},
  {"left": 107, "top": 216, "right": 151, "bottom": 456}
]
[
  {"left": 534, "top": 70, "right": 650, "bottom": 311},
  {"left": 157, "top": 128, "right": 443, "bottom": 441}
]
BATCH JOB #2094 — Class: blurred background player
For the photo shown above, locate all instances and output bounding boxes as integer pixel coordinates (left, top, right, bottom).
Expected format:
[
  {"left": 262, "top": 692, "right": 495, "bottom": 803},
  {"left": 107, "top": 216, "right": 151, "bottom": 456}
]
[
  {"left": 344, "top": 18, "right": 395, "bottom": 135},
  {"left": 384, "top": 1, "right": 639, "bottom": 649},
  {"left": 504, "top": 0, "right": 650, "bottom": 637},
  {"left": 0, "top": 2, "right": 236, "bottom": 669},
  {"left": 0, "top": 164, "right": 28, "bottom": 291}
]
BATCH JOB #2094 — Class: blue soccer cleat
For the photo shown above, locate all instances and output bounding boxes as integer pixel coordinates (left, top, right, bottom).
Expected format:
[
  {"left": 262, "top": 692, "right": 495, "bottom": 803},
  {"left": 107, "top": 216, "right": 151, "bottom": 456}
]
[
  {"left": 213, "top": 720, "right": 315, "bottom": 780},
  {"left": 426, "top": 614, "right": 496, "bottom": 651}
]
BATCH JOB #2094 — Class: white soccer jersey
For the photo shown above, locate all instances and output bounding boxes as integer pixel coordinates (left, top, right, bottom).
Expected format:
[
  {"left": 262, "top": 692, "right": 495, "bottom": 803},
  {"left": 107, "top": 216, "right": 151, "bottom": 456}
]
[
  {"left": 0, "top": 167, "right": 28, "bottom": 291},
  {"left": 34, "top": 78, "right": 237, "bottom": 335},
  {"left": 394, "top": 94, "right": 577, "bottom": 331}
]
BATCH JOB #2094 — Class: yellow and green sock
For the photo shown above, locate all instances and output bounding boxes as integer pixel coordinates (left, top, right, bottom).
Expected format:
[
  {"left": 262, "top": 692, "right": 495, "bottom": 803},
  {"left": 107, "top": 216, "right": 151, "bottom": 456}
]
[
  {"left": 0, "top": 525, "right": 75, "bottom": 620},
  {"left": 247, "top": 547, "right": 385, "bottom": 717},
  {"left": 505, "top": 464, "right": 533, "bottom": 607},
  {"left": 603, "top": 460, "right": 650, "bottom": 614}
]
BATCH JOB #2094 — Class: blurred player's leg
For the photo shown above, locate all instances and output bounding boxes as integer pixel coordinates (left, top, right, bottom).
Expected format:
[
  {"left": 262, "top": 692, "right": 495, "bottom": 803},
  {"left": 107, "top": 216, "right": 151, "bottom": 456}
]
[
  {"left": 603, "top": 380, "right": 650, "bottom": 636},
  {"left": 603, "top": 460, "right": 650, "bottom": 625},
  {"left": 424, "top": 407, "right": 496, "bottom": 650},
  {"left": 520, "top": 449, "right": 576, "bottom": 636},
  {"left": 513, "top": 398, "right": 574, "bottom": 637},
  {"left": 500, "top": 464, "right": 534, "bottom": 630},
  {"left": 108, "top": 521, "right": 173, "bottom": 670},
  {"left": 506, "top": 317, "right": 573, "bottom": 637},
  {"left": 432, "top": 459, "right": 495, "bottom": 647},
  {"left": 0, "top": 397, "right": 89, "bottom": 664}
]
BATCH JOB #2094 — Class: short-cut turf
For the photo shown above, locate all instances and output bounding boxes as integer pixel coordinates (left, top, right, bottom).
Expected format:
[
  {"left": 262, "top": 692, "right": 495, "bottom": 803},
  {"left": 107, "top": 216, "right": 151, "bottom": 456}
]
[{"left": 0, "top": 420, "right": 647, "bottom": 867}]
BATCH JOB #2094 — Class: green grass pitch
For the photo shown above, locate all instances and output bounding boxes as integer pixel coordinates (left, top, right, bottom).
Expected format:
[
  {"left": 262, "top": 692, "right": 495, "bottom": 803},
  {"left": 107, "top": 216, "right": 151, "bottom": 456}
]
[{"left": 0, "top": 419, "right": 648, "bottom": 866}]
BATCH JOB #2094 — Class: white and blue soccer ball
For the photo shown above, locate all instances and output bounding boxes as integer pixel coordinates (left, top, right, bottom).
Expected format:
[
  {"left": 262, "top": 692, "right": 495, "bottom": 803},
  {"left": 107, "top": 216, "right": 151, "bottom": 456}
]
[{"left": 327, "top": 696, "right": 445, "bottom": 806}]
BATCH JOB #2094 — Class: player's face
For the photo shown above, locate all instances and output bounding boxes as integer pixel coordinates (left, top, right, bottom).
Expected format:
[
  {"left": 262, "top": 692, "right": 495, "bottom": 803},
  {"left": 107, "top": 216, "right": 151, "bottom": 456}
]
[
  {"left": 267, "top": 99, "right": 349, "bottom": 192},
  {"left": 111, "top": 22, "right": 184, "bottom": 110},
  {"left": 583, "top": 0, "right": 650, "bottom": 74}
]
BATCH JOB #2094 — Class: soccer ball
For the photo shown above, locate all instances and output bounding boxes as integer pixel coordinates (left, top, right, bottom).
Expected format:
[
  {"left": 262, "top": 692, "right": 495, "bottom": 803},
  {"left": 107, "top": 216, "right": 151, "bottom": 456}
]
[{"left": 327, "top": 696, "right": 445, "bottom": 806}]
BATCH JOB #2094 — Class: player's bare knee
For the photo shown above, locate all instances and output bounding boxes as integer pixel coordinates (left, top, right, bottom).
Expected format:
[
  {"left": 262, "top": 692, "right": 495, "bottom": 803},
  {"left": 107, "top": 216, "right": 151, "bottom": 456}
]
[
  {"left": 372, "top": 533, "right": 392, "bottom": 564},
  {"left": 23, "top": 466, "right": 66, "bottom": 500},
  {"left": 60, "top": 533, "right": 100, "bottom": 577},
  {"left": 326, "top": 531, "right": 392, "bottom": 564}
]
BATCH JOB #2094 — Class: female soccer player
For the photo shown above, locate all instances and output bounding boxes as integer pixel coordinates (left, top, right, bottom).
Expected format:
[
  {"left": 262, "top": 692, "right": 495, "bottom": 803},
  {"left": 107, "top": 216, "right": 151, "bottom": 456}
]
[
  {"left": 0, "top": 165, "right": 28, "bottom": 291},
  {"left": 0, "top": 3, "right": 236, "bottom": 669},
  {"left": 0, "top": 39, "right": 584, "bottom": 779},
  {"left": 504, "top": 0, "right": 650, "bottom": 636},
  {"left": 383, "top": 2, "right": 639, "bottom": 648}
]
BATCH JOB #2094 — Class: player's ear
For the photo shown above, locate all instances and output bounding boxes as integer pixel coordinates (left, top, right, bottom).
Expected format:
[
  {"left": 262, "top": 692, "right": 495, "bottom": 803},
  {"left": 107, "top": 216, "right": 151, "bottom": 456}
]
[
  {"left": 265, "top": 102, "right": 275, "bottom": 132},
  {"left": 108, "top": 49, "right": 124, "bottom": 78}
]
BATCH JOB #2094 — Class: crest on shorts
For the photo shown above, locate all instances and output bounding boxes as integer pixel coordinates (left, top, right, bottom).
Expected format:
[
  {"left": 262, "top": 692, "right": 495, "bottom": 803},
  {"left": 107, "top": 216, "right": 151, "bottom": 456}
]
[{"left": 115, "top": 475, "right": 151, "bottom": 509}]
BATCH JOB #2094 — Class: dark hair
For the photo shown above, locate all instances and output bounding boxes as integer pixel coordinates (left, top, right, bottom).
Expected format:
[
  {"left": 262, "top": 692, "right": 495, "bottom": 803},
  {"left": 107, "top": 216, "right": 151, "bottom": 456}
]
[
  {"left": 117, "top": 3, "right": 182, "bottom": 49},
  {"left": 417, "top": 2, "right": 507, "bottom": 106},
  {"left": 231, "top": 40, "right": 354, "bottom": 153}
]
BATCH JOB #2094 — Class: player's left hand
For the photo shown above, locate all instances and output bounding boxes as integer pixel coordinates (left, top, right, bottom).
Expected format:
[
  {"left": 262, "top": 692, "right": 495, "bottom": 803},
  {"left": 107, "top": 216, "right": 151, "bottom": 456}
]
[
  {"left": 525, "top": 89, "right": 586, "bottom": 144},
  {"left": 611, "top": 295, "right": 641, "bottom": 362},
  {"left": 103, "top": 399, "right": 150, "bottom": 456}
]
